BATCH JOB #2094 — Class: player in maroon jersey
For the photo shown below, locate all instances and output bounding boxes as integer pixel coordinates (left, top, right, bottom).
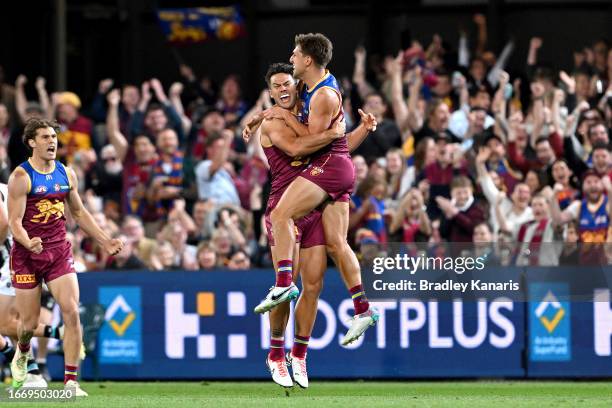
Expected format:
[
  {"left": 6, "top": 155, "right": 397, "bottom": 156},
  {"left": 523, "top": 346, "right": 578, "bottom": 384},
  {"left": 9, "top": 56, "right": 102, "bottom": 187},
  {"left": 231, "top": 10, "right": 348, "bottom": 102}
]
[
  {"left": 256, "top": 34, "right": 380, "bottom": 345},
  {"left": 254, "top": 63, "right": 375, "bottom": 388},
  {"left": 7, "top": 118, "right": 123, "bottom": 395}
]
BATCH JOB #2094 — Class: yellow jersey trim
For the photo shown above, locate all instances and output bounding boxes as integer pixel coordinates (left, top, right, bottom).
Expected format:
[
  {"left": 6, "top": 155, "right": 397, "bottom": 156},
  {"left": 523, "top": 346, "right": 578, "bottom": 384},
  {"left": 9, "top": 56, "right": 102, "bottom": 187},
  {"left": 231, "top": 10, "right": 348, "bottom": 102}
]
[
  {"left": 27, "top": 159, "right": 56, "bottom": 175},
  {"left": 306, "top": 71, "right": 330, "bottom": 94},
  {"left": 61, "top": 163, "right": 73, "bottom": 189}
]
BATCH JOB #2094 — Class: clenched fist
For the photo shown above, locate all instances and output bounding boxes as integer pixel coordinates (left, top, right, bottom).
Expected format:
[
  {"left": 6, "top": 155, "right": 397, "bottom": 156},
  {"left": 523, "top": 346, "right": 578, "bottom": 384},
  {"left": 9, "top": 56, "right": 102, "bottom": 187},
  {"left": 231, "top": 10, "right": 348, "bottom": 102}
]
[
  {"left": 27, "top": 237, "right": 43, "bottom": 254},
  {"left": 103, "top": 238, "right": 124, "bottom": 256}
]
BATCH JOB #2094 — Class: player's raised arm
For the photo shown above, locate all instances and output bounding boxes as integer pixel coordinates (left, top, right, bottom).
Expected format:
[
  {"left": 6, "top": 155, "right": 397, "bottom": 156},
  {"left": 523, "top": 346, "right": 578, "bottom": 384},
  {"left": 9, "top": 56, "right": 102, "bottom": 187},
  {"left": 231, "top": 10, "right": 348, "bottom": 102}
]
[
  {"left": 265, "top": 117, "right": 344, "bottom": 157},
  {"left": 7, "top": 169, "right": 41, "bottom": 253},
  {"left": 64, "top": 167, "right": 123, "bottom": 256},
  {"left": 347, "top": 109, "right": 377, "bottom": 153}
]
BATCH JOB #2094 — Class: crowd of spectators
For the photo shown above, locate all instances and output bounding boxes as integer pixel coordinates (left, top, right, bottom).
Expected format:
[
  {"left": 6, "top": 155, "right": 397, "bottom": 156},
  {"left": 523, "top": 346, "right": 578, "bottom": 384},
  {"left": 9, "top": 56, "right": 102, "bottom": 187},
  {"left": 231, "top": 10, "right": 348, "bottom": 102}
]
[{"left": 0, "top": 14, "right": 611, "bottom": 270}]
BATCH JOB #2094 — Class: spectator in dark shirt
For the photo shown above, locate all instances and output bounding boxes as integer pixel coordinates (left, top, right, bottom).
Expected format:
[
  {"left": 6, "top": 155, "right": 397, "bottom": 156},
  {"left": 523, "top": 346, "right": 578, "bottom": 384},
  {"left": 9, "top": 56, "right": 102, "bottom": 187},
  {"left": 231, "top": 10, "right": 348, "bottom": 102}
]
[
  {"left": 353, "top": 92, "right": 402, "bottom": 163},
  {"left": 414, "top": 98, "right": 454, "bottom": 144},
  {"left": 89, "top": 79, "right": 140, "bottom": 136},
  {"left": 85, "top": 144, "right": 123, "bottom": 217},
  {"left": 437, "top": 175, "right": 485, "bottom": 242},
  {"left": 510, "top": 136, "right": 560, "bottom": 187},
  {"left": 417, "top": 132, "right": 468, "bottom": 220}
]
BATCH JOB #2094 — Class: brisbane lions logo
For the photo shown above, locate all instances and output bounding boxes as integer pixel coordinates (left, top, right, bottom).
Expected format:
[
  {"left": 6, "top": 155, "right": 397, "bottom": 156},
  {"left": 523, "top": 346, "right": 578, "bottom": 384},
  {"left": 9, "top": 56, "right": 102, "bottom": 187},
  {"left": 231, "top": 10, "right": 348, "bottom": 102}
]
[
  {"left": 310, "top": 166, "right": 324, "bottom": 176},
  {"left": 31, "top": 199, "right": 65, "bottom": 223}
]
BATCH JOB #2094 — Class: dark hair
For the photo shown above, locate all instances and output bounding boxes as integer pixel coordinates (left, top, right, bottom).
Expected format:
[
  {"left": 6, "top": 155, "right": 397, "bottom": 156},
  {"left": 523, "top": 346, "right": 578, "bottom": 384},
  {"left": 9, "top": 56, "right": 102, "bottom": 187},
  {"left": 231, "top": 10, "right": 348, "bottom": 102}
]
[
  {"left": 205, "top": 132, "right": 224, "bottom": 148},
  {"left": 588, "top": 121, "right": 607, "bottom": 138},
  {"left": 355, "top": 175, "right": 385, "bottom": 199},
  {"left": 294, "top": 33, "right": 333, "bottom": 68},
  {"left": 264, "top": 63, "right": 294, "bottom": 86},
  {"left": 469, "top": 85, "right": 490, "bottom": 98},
  {"left": 573, "top": 68, "right": 591, "bottom": 78},
  {"left": 534, "top": 136, "right": 550, "bottom": 146},
  {"left": 470, "top": 106, "right": 487, "bottom": 113},
  {"left": 22, "top": 118, "right": 59, "bottom": 154},
  {"left": 591, "top": 141, "right": 610, "bottom": 153},
  {"left": 435, "top": 69, "right": 450, "bottom": 78},
  {"left": 145, "top": 103, "right": 165, "bottom": 115},
  {"left": 364, "top": 92, "right": 385, "bottom": 103},
  {"left": 566, "top": 219, "right": 580, "bottom": 233},
  {"left": 414, "top": 136, "right": 433, "bottom": 173}
]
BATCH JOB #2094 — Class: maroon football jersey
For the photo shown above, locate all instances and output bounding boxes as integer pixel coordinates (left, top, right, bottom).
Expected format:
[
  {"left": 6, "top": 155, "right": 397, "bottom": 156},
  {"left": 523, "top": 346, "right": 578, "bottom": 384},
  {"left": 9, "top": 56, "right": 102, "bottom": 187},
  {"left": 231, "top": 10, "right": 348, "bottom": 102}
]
[{"left": 262, "top": 142, "right": 308, "bottom": 199}]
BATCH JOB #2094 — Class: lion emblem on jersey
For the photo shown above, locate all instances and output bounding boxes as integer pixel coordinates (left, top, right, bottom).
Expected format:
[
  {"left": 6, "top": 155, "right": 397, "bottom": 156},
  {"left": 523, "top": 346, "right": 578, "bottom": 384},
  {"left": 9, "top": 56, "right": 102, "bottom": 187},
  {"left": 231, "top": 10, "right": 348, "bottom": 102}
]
[{"left": 31, "top": 199, "right": 65, "bottom": 223}]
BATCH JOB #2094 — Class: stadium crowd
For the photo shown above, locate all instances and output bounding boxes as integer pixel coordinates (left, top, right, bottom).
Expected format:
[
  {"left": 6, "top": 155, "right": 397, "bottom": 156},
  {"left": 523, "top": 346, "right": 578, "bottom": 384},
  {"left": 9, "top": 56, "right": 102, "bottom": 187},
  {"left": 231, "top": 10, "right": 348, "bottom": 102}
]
[{"left": 0, "top": 15, "right": 611, "bottom": 270}]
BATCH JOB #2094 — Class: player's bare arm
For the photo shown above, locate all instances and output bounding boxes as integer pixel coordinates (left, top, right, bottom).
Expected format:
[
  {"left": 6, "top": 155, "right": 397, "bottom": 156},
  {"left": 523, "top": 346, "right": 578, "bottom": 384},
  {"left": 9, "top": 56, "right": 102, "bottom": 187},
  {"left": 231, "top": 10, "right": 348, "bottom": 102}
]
[
  {"left": 264, "top": 87, "right": 339, "bottom": 137},
  {"left": 64, "top": 167, "right": 123, "bottom": 256},
  {"left": 347, "top": 109, "right": 377, "bottom": 152},
  {"left": 7, "top": 168, "right": 42, "bottom": 254},
  {"left": 263, "top": 117, "right": 344, "bottom": 157}
]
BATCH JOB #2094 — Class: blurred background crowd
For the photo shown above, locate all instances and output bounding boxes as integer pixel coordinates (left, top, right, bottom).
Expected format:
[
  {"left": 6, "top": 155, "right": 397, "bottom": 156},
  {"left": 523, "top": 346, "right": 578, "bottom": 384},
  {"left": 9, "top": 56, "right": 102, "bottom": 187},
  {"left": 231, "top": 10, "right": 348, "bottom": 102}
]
[{"left": 1, "top": 10, "right": 611, "bottom": 270}]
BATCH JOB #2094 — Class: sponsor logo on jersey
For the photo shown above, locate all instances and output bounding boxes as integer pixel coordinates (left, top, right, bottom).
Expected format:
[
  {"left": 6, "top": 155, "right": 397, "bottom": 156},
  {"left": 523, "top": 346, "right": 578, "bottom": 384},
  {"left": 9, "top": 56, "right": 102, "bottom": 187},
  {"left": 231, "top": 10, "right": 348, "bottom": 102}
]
[
  {"left": 35, "top": 185, "right": 47, "bottom": 194},
  {"left": 54, "top": 183, "right": 61, "bottom": 192}
]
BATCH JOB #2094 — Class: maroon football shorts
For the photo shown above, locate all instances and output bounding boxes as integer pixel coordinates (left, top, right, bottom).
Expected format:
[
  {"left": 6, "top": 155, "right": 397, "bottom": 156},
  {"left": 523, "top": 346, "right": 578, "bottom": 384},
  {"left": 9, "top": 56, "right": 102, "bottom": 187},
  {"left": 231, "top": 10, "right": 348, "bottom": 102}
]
[
  {"left": 11, "top": 240, "right": 75, "bottom": 289},
  {"left": 265, "top": 194, "right": 325, "bottom": 249},
  {"left": 299, "top": 152, "right": 355, "bottom": 202}
]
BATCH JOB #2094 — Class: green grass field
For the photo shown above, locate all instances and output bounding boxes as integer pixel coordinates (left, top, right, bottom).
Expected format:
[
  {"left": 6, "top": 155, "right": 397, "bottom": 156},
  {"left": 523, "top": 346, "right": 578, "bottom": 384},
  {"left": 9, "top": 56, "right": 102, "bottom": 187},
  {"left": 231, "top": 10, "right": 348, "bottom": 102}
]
[{"left": 3, "top": 381, "right": 612, "bottom": 407}]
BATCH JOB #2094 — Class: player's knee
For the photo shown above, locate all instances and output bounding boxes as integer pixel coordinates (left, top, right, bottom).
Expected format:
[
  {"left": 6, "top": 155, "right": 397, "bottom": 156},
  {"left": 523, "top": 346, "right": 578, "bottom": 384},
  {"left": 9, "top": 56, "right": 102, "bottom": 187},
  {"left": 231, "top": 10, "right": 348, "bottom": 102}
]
[
  {"left": 325, "top": 239, "right": 343, "bottom": 259},
  {"left": 60, "top": 302, "right": 81, "bottom": 327},
  {"left": 270, "top": 206, "right": 289, "bottom": 225},
  {"left": 303, "top": 278, "right": 323, "bottom": 299}
]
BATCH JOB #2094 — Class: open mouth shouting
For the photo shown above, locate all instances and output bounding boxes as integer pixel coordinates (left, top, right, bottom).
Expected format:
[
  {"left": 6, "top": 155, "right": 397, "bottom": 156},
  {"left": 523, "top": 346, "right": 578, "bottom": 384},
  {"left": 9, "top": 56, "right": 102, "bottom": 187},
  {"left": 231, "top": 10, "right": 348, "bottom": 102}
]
[{"left": 279, "top": 93, "right": 290, "bottom": 104}]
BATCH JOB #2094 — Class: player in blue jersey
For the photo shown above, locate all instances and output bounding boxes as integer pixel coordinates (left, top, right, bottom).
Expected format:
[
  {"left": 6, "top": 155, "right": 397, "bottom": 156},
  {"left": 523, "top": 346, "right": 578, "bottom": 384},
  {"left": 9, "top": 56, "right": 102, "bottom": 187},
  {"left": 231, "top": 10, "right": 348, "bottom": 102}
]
[
  {"left": 8, "top": 118, "right": 123, "bottom": 395},
  {"left": 0, "top": 182, "right": 68, "bottom": 388},
  {"left": 550, "top": 169, "right": 612, "bottom": 263}
]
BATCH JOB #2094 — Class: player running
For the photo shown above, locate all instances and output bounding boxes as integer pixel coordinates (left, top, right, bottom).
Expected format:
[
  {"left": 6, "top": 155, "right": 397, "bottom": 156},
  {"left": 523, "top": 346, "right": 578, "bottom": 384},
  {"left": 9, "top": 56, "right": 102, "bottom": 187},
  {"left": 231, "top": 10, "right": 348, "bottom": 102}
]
[
  {"left": 255, "top": 63, "right": 375, "bottom": 388},
  {"left": 0, "top": 182, "right": 67, "bottom": 387},
  {"left": 8, "top": 118, "right": 123, "bottom": 395},
  {"left": 256, "top": 33, "right": 379, "bottom": 345}
]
